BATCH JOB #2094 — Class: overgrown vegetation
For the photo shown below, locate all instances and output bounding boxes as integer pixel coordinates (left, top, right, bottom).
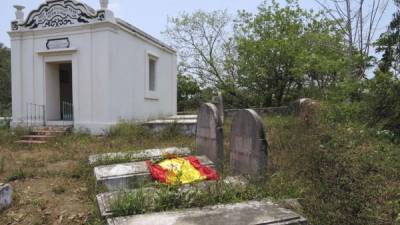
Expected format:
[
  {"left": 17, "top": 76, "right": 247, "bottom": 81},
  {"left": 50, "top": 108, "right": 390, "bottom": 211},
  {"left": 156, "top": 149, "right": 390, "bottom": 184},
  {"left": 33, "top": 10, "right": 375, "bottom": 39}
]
[
  {"left": 94, "top": 114, "right": 400, "bottom": 225},
  {"left": 0, "top": 122, "right": 196, "bottom": 225},
  {"left": 109, "top": 181, "right": 262, "bottom": 217},
  {"left": 0, "top": 43, "right": 10, "bottom": 116},
  {"left": 0, "top": 0, "right": 398, "bottom": 224},
  {"left": 265, "top": 114, "right": 400, "bottom": 225},
  {"left": 0, "top": 114, "right": 398, "bottom": 224}
]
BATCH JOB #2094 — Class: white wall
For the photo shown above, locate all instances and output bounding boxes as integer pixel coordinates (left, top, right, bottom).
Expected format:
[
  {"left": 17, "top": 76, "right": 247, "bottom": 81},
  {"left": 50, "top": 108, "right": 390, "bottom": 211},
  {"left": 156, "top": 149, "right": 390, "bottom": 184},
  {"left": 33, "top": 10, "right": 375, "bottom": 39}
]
[
  {"left": 9, "top": 21, "right": 177, "bottom": 134},
  {"left": 45, "top": 63, "right": 60, "bottom": 121},
  {"left": 109, "top": 26, "right": 177, "bottom": 123}
]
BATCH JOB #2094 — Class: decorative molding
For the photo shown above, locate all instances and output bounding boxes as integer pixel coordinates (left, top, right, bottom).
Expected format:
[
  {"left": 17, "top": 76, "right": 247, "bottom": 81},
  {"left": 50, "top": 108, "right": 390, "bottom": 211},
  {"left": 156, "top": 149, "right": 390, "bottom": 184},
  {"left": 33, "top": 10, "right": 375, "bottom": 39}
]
[
  {"left": 16, "top": 0, "right": 104, "bottom": 30},
  {"left": 11, "top": 21, "right": 19, "bottom": 31},
  {"left": 37, "top": 48, "right": 77, "bottom": 56}
]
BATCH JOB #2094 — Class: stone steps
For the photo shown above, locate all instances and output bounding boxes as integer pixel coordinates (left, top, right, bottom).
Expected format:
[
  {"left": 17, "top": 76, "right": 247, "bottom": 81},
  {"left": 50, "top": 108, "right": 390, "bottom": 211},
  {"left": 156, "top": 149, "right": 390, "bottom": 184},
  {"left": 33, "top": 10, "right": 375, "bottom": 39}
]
[
  {"left": 21, "top": 135, "right": 56, "bottom": 141},
  {"left": 15, "top": 140, "right": 47, "bottom": 144},
  {"left": 30, "top": 130, "right": 67, "bottom": 136},
  {"left": 94, "top": 155, "right": 214, "bottom": 191},
  {"left": 15, "top": 125, "right": 71, "bottom": 145},
  {"left": 106, "top": 200, "right": 307, "bottom": 225}
]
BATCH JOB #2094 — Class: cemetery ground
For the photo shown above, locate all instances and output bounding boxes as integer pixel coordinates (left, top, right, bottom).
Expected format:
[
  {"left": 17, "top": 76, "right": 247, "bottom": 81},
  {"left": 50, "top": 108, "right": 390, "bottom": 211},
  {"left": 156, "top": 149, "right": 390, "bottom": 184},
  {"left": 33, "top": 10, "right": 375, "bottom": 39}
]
[{"left": 0, "top": 114, "right": 399, "bottom": 225}]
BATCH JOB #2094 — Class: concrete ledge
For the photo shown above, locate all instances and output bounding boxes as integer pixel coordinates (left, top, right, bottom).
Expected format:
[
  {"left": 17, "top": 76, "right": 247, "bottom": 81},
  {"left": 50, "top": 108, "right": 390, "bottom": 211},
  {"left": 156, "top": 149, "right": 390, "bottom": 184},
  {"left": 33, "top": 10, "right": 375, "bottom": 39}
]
[
  {"left": 89, "top": 147, "right": 192, "bottom": 165},
  {"left": 143, "top": 122, "right": 197, "bottom": 136},
  {"left": 94, "top": 156, "right": 214, "bottom": 191},
  {"left": 143, "top": 115, "right": 197, "bottom": 136},
  {"left": 107, "top": 200, "right": 308, "bottom": 225}
]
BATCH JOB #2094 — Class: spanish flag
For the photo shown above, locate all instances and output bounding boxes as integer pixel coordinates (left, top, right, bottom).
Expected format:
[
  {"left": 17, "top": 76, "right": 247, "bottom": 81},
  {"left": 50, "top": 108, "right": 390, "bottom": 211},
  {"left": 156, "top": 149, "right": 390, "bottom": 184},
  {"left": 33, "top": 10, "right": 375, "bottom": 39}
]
[{"left": 146, "top": 156, "right": 219, "bottom": 185}]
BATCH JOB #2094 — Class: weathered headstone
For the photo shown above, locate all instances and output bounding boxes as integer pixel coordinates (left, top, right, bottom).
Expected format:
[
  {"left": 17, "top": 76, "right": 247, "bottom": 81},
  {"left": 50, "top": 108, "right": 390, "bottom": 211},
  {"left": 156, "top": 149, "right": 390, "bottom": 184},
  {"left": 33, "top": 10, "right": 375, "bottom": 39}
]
[
  {"left": 288, "top": 98, "right": 320, "bottom": 125},
  {"left": 0, "top": 183, "right": 13, "bottom": 211},
  {"left": 196, "top": 103, "right": 224, "bottom": 172},
  {"left": 229, "top": 109, "right": 268, "bottom": 177},
  {"left": 212, "top": 92, "right": 224, "bottom": 123}
]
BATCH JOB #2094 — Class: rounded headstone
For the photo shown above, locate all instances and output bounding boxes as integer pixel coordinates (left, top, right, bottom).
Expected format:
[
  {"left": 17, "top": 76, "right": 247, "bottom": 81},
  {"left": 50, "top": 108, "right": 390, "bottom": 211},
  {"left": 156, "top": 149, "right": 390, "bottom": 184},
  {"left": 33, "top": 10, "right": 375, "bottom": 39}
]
[
  {"left": 196, "top": 103, "right": 224, "bottom": 172},
  {"left": 229, "top": 109, "right": 268, "bottom": 177}
]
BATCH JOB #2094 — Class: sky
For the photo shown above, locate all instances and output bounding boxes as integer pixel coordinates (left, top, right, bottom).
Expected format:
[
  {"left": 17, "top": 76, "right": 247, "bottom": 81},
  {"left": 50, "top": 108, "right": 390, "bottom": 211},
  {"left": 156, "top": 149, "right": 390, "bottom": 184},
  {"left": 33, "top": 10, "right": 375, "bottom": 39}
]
[{"left": 0, "top": 0, "right": 396, "bottom": 49}]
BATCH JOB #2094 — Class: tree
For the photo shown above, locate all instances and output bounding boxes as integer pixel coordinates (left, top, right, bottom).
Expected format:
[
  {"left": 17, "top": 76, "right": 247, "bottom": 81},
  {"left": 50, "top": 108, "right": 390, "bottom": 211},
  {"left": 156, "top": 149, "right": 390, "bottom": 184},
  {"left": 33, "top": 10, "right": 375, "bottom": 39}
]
[
  {"left": 0, "top": 43, "right": 11, "bottom": 116},
  {"left": 164, "top": 10, "right": 242, "bottom": 104},
  {"left": 235, "top": 0, "right": 348, "bottom": 106},
  {"left": 375, "top": 0, "right": 400, "bottom": 75},
  {"left": 315, "top": 0, "right": 390, "bottom": 78},
  {"left": 177, "top": 72, "right": 201, "bottom": 111}
]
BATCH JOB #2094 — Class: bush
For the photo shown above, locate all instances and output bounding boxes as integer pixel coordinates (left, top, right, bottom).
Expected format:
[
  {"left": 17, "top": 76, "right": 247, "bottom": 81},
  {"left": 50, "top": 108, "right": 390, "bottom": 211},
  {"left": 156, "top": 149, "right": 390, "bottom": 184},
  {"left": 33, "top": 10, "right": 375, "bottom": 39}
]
[
  {"left": 265, "top": 113, "right": 400, "bottom": 225},
  {"left": 366, "top": 72, "right": 400, "bottom": 138},
  {"left": 324, "top": 80, "right": 368, "bottom": 124}
]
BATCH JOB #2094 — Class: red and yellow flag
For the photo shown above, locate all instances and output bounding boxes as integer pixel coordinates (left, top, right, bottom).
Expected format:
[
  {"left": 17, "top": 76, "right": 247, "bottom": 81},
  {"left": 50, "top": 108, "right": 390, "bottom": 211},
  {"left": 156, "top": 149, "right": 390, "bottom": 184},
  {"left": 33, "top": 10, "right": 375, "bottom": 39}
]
[{"left": 146, "top": 156, "right": 219, "bottom": 185}]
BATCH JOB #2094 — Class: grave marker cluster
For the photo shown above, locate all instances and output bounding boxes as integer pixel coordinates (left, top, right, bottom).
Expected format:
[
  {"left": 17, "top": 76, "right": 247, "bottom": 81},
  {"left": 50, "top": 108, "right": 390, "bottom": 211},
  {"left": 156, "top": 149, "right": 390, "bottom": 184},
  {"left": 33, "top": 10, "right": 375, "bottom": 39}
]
[
  {"left": 195, "top": 103, "right": 268, "bottom": 178},
  {"left": 90, "top": 99, "right": 307, "bottom": 225}
]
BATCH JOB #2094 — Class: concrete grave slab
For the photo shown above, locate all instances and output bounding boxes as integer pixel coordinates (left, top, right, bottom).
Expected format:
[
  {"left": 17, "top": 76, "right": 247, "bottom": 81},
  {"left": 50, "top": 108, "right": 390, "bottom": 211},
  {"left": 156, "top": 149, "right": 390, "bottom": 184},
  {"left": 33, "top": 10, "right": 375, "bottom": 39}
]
[
  {"left": 95, "top": 156, "right": 214, "bottom": 191},
  {"left": 89, "top": 147, "right": 192, "bottom": 165},
  {"left": 168, "top": 115, "right": 198, "bottom": 120},
  {"left": 97, "top": 176, "right": 248, "bottom": 218},
  {"left": 0, "top": 183, "right": 13, "bottom": 211},
  {"left": 107, "top": 200, "right": 307, "bottom": 225},
  {"left": 196, "top": 103, "right": 224, "bottom": 172},
  {"left": 230, "top": 109, "right": 268, "bottom": 177}
]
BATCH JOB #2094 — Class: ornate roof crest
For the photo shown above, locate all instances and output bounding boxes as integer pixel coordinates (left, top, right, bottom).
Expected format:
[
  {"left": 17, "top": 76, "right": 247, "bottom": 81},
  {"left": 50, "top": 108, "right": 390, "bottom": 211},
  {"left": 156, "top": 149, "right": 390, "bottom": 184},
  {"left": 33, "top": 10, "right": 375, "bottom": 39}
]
[{"left": 12, "top": 0, "right": 106, "bottom": 31}]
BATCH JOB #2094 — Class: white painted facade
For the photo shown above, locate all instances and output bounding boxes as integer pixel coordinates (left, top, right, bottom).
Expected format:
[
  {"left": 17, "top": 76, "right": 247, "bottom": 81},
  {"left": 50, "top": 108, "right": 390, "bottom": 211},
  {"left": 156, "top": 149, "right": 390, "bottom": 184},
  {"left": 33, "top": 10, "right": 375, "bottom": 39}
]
[{"left": 8, "top": 0, "right": 177, "bottom": 134}]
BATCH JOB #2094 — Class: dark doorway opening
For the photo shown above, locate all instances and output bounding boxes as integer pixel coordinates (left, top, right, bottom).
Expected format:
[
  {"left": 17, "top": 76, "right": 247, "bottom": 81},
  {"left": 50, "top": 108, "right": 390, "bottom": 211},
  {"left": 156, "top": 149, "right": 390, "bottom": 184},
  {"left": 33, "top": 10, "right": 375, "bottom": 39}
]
[{"left": 59, "top": 63, "right": 73, "bottom": 121}]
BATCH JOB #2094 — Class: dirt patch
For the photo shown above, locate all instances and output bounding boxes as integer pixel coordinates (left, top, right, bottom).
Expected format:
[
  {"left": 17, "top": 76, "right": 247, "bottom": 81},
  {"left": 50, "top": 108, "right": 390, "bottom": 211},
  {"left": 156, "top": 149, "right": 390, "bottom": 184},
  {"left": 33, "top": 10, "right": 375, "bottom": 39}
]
[
  {"left": 44, "top": 160, "right": 79, "bottom": 174},
  {"left": 0, "top": 147, "right": 91, "bottom": 225},
  {"left": 2, "top": 177, "right": 91, "bottom": 225},
  {"left": 0, "top": 129, "right": 195, "bottom": 225}
]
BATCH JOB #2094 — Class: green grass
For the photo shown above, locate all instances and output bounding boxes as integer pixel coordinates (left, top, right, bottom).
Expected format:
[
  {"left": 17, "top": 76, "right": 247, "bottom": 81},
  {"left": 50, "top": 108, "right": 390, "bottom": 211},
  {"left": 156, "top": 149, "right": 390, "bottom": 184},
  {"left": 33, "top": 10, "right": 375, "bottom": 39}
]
[
  {"left": 263, "top": 115, "right": 400, "bottom": 225},
  {"left": 0, "top": 156, "right": 4, "bottom": 174},
  {"left": 79, "top": 118, "right": 400, "bottom": 225},
  {"left": 6, "top": 168, "right": 35, "bottom": 182},
  {"left": 109, "top": 180, "right": 264, "bottom": 217},
  {"left": 1, "top": 116, "right": 399, "bottom": 225}
]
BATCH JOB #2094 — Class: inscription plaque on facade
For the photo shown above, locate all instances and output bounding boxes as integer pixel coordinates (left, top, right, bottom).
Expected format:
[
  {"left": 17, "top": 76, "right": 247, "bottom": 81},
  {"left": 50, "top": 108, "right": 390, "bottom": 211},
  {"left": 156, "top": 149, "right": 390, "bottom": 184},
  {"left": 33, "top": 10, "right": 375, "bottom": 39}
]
[{"left": 46, "top": 38, "right": 70, "bottom": 50}]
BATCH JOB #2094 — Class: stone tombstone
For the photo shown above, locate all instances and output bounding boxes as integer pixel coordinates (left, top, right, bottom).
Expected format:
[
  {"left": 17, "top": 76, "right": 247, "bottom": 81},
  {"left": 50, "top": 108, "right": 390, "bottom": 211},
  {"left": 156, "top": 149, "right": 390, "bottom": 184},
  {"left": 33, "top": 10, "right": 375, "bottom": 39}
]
[
  {"left": 230, "top": 109, "right": 268, "bottom": 177},
  {"left": 196, "top": 103, "right": 224, "bottom": 172},
  {"left": 0, "top": 183, "right": 13, "bottom": 211},
  {"left": 212, "top": 92, "right": 224, "bottom": 123}
]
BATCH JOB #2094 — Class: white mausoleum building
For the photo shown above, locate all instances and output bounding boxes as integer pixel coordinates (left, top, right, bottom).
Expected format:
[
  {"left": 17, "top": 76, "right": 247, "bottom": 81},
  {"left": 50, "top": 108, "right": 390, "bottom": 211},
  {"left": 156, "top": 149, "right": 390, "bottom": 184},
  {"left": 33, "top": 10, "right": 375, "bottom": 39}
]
[{"left": 8, "top": 0, "right": 177, "bottom": 134}]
